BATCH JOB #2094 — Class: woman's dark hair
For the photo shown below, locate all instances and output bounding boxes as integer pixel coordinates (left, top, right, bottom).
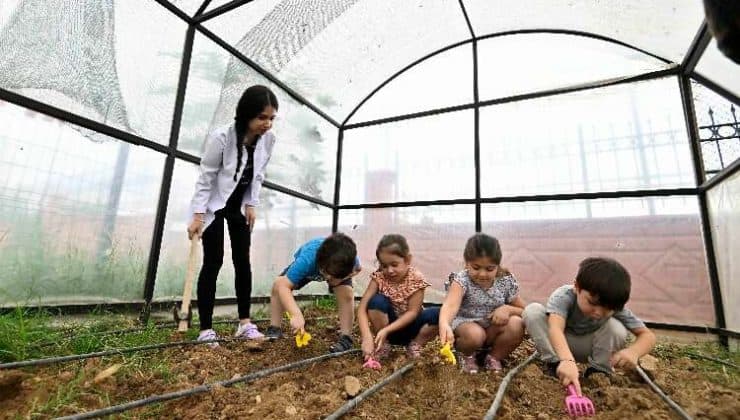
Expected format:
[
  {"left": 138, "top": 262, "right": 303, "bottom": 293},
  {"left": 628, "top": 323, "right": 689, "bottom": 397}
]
[
  {"left": 375, "top": 234, "right": 411, "bottom": 261},
  {"left": 233, "top": 85, "right": 278, "bottom": 181}
]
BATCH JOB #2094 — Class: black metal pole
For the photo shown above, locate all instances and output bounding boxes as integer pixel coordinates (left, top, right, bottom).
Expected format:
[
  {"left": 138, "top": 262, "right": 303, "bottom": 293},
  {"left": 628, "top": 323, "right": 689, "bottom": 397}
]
[
  {"left": 679, "top": 75, "right": 727, "bottom": 346},
  {"left": 193, "top": 0, "right": 213, "bottom": 18},
  {"left": 702, "top": 157, "right": 740, "bottom": 192},
  {"left": 141, "top": 26, "right": 197, "bottom": 322},
  {"left": 344, "top": 67, "right": 678, "bottom": 131},
  {"left": 458, "top": 0, "right": 481, "bottom": 232},
  {"left": 337, "top": 187, "right": 698, "bottom": 210},
  {"left": 332, "top": 129, "right": 344, "bottom": 232},
  {"left": 681, "top": 21, "right": 710, "bottom": 75},
  {"left": 195, "top": 0, "right": 256, "bottom": 23}
]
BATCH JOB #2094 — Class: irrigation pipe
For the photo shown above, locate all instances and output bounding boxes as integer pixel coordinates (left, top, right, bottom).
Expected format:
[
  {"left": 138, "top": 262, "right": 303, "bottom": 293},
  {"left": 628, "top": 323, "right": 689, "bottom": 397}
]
[
  {"left": 684, "top": 351, "right": 739, "bottom": 370},
  {"left": 34, "top": 317, "right": 330, "bottom": 348},
  {"left": 636, "top": 366, "right": 693, "bottom": 420},
  {"left": 483, "top": 351, "right": 539, "bottom": 420},
  {"left": 1, "top": 339, "right": 230, "bottom": 370},
  {"left": 324, "top": 361, "right": 415, "bottom": 420},
  {"left": 56, "top": 349, "right": 360, "bottom": 420}
]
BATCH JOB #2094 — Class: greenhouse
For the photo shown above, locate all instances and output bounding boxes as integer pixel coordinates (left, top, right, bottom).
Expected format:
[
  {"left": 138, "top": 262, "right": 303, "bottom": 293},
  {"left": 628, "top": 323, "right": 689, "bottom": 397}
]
[{"left": 0, "top": 0, "right": 738, "bottom": 418}]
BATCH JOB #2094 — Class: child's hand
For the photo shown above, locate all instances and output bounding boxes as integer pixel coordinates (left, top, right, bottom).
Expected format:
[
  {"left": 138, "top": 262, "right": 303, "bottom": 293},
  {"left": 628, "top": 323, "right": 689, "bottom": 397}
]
[
  {"left": 490, "top": 306, "right": 510, "bottom": 326},
  {"left": 439, "top": 324, "right": 455, "bottom": 345},
  {"left": 374, "top": 327, "right": 389, "bottom": 349},
  {"left": 361, "top": 337, "right": 375, "bottom": 359},
  {"left": 289, "top": 312, "right": 305, "bottom": 334},
  {"left": 610, "top": 348, "right": 638, "bottom": 370},
  {"left": 556, "top": 360, "right": 582, "bottom": 396}
]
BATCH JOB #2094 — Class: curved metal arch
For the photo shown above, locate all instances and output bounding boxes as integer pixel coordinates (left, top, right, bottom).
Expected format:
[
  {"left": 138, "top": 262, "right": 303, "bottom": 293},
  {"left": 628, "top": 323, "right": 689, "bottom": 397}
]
[{"left": 342, "top": 28, "right": 675, "bottom": 128}]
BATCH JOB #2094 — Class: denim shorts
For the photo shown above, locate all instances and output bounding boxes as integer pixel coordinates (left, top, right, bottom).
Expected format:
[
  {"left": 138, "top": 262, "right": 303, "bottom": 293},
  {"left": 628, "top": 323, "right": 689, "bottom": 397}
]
[{"left": 367, "top": 294, "right": 440, "bottom": 345}]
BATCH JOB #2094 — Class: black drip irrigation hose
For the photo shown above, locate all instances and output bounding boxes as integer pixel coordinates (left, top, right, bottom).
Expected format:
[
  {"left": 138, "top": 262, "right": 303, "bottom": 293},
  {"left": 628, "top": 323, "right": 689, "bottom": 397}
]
[
  {"left": 324, "top": 361, "right": 415, "bottom": 420},
  {"left": 636, "top": 366, "right": 693, "bottom": 420},
  {"left": 0, "top": 339, "right": 230, "bottom": 370},
  {"left": 55, "top": 349, "right": 360, "bottom": 420},
  {"left": 33, "top": 317, "right": 330, "bottom": 348},
  {"left": 684, "top": 351, "right": 739, "bottom": 370},
  {"left": 483, "top": 352, "right": 539, "bottom": 420}
]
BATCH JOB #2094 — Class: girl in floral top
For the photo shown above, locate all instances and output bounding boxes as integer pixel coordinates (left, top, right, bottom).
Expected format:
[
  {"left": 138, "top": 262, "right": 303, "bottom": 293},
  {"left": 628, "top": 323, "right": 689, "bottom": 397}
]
[
  {"left": 439, "top": 233, "right": 526, "bottom": 373},
  {"left": 358, "top": 234, "right": 440, "bottom": 360}
]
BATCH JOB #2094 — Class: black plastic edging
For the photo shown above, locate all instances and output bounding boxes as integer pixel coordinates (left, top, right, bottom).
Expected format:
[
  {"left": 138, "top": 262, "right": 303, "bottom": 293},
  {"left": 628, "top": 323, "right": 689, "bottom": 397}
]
[
  {"left": 324, "top": 361, "right": 415, "bottom": 420},
  {"left": 483, "top": 352, "right": 538, "bottom": 420},
  {"left": 56, "top": 349, "right": 360, "bottom": 420}
]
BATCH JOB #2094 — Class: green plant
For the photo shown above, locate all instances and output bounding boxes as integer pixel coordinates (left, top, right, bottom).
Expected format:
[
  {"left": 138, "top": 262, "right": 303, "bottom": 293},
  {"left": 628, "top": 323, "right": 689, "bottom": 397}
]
[
  {"left": 313, "top": 295, "right": 337, "bottom": 311},
  {"left": 0, "top": 307, "right": 59, "bottom": 362}
]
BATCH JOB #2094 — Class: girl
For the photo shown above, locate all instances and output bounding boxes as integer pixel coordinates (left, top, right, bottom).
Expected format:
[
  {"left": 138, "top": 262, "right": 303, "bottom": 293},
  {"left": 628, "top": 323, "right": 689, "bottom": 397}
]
[
  {"left": 357, "top": 234, "right": 439, "bottom": 360},
  {"left": 187, "top": 85, "right": 278, "bottom": 345},
  {"left": 439, "top": 233, "right": 525, "bottom": 373}
]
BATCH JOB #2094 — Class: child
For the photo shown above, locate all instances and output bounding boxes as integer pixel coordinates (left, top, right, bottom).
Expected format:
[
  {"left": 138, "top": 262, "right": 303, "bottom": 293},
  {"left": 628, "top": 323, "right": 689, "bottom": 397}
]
[
  {"left": 187, "top": 85, "right": 278, "bottom": 345},
  {"left": 439, "top": 233, "right": 525, "bottom": 373},
  {"left": 522, "top": 257, "right": 656, "bottom": 396},
  {"left": 357, "top": 234, "right": 439, "bottom": 360},
  {"left": 266, "top": 232, "right": 361, "bottom": 353}
]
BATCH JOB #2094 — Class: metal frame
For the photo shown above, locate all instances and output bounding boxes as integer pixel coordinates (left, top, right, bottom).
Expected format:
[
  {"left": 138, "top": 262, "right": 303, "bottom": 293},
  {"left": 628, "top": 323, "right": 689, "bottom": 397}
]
[
  {"left": 1, "top": 0, "right": 737, "bottom": 338},
  {"left": 141, "top": 26, "right": 196, "bottom": 321},
  {"left": 679, "top": 76, "right": 728, "bottom": 345},
  {"left": 681, "top": 22, "right": 711, "bottom": 75}
]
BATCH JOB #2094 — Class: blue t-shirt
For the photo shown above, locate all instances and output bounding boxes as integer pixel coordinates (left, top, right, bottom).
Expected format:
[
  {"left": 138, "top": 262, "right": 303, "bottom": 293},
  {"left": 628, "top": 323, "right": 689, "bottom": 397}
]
[{"left": 284, "top": 237, "right": 360, "bottom": 285}]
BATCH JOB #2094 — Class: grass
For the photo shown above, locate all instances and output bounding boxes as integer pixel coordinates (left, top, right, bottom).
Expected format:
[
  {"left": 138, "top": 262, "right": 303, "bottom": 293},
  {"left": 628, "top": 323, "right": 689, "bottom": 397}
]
[
  {"left": 313, "top": 295, "right": 337, "bottom": 311},
  {"left": 653, "top": 341, "right": 740, "bottom": 389}
]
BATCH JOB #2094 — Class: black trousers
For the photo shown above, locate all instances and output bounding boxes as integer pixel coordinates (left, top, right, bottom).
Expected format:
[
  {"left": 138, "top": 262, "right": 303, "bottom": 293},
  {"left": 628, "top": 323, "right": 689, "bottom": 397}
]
[{"left": 197, "top": 210, "right": 252, "bottom": 330}]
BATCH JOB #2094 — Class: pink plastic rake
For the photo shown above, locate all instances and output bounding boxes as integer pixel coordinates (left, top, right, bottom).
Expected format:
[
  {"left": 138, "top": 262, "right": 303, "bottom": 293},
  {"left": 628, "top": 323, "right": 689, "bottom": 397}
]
[
  {"left": 565, "top": 384, "right": 595, "bottom": 417},
  {"left": 362, "top": 357, "right": 382, "bottom": 370}
]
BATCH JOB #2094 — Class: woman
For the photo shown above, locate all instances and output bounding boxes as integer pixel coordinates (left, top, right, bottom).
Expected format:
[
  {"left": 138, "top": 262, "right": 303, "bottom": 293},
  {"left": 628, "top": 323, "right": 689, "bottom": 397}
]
[{"left": 187, "top": 85, "right": 278, "bottom": 345}]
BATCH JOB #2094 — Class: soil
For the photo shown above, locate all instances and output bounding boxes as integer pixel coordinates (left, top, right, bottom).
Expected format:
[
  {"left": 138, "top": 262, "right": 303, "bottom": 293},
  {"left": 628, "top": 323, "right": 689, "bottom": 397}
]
[{"left": 2, "top": 308, "right": 738, "bottom": 419}]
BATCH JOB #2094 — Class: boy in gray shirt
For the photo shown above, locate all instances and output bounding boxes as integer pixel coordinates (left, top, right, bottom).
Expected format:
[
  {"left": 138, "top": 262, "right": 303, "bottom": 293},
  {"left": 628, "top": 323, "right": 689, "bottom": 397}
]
[{"left": 522, "top": 257, "right": 656, "bottom": 396}]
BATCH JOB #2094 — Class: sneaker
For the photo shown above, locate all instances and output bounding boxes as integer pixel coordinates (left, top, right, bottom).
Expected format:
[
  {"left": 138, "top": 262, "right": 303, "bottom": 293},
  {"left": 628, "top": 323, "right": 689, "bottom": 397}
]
[
  {"left": 484, "top": 354, "right": 503, "bottom": 372},
  {"left": 198, "top": 329, "right": 220, "bottom": 348},
  {"left": 461, "top": 354, "right": 479, "bottom": 374},
  {"left": 264, "top": 325, "right": 283, "bottom": 341},
  {"left": 328, "top": 334, "right": 353, "bottom": 353},
  {"left": 406, "top": 341, "right": 423, "bottom": 359},
  {"left": 583, "top": 366, "right": 611, "bottom": 378},
  {"left": 542, "top": 361, "right": 559, "bottom": 378},
  {"left": 234, "top": 322, "right": 264, "bottom": 340}
]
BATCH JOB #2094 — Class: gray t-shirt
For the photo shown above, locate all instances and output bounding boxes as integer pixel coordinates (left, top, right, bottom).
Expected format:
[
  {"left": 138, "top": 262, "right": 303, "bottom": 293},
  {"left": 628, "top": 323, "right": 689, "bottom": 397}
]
[{"left": 546, "top": 285, "right": 645, "bottom": 335}]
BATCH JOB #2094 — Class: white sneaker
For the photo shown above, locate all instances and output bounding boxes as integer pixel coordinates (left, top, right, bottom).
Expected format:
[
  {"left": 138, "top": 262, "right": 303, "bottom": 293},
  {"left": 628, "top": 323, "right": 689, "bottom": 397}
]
[
  {"left": 234, "top": 322, "right": 264, "bottom": 340},
  {"left": 198, "top": 329, "right": 220, "bottom": 348}
]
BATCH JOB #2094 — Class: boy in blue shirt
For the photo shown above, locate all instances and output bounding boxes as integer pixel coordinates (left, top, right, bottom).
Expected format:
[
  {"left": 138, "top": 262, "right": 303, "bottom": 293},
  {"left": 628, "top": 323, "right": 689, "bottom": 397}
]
[
  {"left": 266, "top": 232, "right": 361, "bottom": 352},
  {"left": 522, "top": 257, "right": 656, "bottom": 396}
]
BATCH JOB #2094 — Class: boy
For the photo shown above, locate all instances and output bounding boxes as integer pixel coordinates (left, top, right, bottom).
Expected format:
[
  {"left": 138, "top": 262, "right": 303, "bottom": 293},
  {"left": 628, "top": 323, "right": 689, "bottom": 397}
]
[
  {"left": 265, "top": 232, "right": 361, "bottom": 353},
  {"left": 522, "top": 257, "right": 656, "bottom": 396}
]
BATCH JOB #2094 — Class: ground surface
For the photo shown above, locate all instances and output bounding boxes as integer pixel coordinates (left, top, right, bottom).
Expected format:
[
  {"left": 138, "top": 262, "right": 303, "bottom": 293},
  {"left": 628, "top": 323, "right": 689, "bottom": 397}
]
[{"left": 1, "top": 306, "right": 738, "bottom": 419}]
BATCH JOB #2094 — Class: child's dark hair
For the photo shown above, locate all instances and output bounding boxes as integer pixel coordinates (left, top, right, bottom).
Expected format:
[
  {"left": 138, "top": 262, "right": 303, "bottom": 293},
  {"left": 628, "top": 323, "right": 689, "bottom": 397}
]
[
  {"left": 317, "top": 232, "right": 357, "bottom": 279},
  {"left": 376, "top": 234, "right": 410, "bottom": 261},
  {"left": 463, "top": 233, "right": 510, "bottom": 276},
  {"left": 575, "top": 257, "right": 631, "bottom": 311},
  {"left": 233, "top": 85, "right": 279, "bottom": 181}
]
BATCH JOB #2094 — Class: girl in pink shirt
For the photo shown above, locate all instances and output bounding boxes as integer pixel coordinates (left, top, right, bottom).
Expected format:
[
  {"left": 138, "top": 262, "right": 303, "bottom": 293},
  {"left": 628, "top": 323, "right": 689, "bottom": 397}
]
[{"left": 357, "top": 234, "right": 440, "bottom": 360}]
